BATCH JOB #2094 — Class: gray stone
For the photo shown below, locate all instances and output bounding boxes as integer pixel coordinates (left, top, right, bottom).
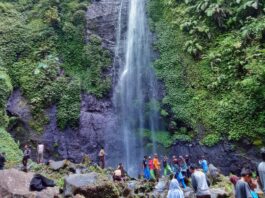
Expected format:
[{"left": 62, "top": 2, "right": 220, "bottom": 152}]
[
  {"left": 184, "top": 187, "right": 195, "bottom": 198},
  {"left": 210, "top": 188, "right": 229, "bottom": 198},
  {"left": 154, "top": 177, "right": 169, "bottom": 193},
  {"left": 49, "top": 160, "right": 66, "bottom": 171},
  {"left": 64, "top": 172, "right": 119, "bottom": 198},
  {"left": 0, "top": 169, "right": 59, "bottom": 198},
  {"left": 208, "top": 164, "right": 221, "bottom": 185}
]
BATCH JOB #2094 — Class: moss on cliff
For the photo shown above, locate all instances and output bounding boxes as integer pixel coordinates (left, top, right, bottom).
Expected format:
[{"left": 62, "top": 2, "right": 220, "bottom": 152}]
[
  {"left": 148, "top": 0, "right": 265, "bottom": 146},
  {"left": 0, "top": 68, "right": 13, "bottom": 127},
  {"left": 0, "top": 0, "right": 111, "bottom": 131},
  {"left": 0, "top": 128, "right": 22, "bottom": 167}
]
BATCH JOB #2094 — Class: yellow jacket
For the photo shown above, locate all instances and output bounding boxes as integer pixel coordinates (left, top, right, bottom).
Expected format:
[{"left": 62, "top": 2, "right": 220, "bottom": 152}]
[{"left": 153, "top": 158, "right": 160, "bottom": 170}]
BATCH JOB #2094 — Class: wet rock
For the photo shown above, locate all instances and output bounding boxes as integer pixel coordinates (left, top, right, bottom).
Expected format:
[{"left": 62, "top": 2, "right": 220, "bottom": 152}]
[
  {"left": 74, "top": 194, "right": 86, "bottom": 198},
  {"left": 183, "top": 187, "right": 195, "bottom": 198},
  {"left": 7, "top": 89, "right": 32, "bottom": 123},
  {"left": 208, "top": 164, "right": 221, "bottom": 185},
  {"left": 147, "top": 177, "right": 169, "bottom": 197},
  {"left": 64, "top": 172, "right": 119, "bottom": 198},
  {"left": 210, "top": 188, "right": 229, "bottom": 198},
  {"left": 49, "top": 160, "right": 67, "bottom": 171},
  {"left": 154, "top": 177, "right": 169, "bottom": 193},
  {"left": 86, "top": 0, "right": 128, "bottom": 51},
  {"left": 0, "top": 169, "right": 59, "bottom": 198}
]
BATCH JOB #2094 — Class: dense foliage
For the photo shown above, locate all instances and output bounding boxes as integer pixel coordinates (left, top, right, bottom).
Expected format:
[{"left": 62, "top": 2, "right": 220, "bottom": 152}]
[
  {"left": 0, "top": 0, "right": 111, "bottom": 133},
  {"left": 0, "top": 127, "right": 22, "bottom": 167},
  {"left": 148, "top": 0, "right": 265, "bottom": 146}
]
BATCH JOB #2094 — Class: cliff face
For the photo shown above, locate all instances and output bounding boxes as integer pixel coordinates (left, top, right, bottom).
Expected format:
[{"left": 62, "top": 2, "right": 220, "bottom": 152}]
[
  {"left": 7, "top": 0, "right": 126, "bottom": 163},
  {"left": 6, "top": 0, "right": 260, "bottom": 175}
]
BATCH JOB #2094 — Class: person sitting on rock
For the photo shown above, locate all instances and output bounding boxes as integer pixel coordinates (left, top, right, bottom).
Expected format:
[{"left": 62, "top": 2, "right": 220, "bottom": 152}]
[
  {"left": 113, "top": 163, "right": 125, "bottom": 181},
  {"left": 190, "top": 164, "right": 211, "bottom": 198},
  {"left": 167, "top": 174, "right": 184, "bottom": 198},
  {"left": 117, "top": 163, "right": 125, "bottom": 178},
  {"left": 235, "top": 168, "right": 253, "bottom": 198},
  {"left": 22, "top": 144, "right": 31, "bottom": 172},
  {"left": 0, "top": 152, "right": 6, "bottom": 170}
]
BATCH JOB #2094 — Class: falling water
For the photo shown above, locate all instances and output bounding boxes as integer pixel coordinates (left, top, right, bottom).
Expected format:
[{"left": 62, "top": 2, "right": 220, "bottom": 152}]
[{"left": 113, "top": 0, "right": 161, "bottom": 175}]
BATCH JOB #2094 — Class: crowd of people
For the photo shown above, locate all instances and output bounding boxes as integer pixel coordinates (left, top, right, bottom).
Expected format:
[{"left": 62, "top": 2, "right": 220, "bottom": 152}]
[
  {"left": 107, "top": 150, "right": 265, "bottom": 198},
  {"left": 140, "top": 154, "right": 211, "bottom": 198},
  {"left": 2, "top": 143, "right": 265, "bottom": 198},
  {"left": 0, "top": 143, "right": 44, "bottom": 172}
]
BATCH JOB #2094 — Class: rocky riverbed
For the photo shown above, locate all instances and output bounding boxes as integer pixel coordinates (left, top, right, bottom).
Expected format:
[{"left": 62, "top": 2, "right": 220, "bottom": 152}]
[{"left": 0, "top": 160, "right": 235, "bottom": 198}]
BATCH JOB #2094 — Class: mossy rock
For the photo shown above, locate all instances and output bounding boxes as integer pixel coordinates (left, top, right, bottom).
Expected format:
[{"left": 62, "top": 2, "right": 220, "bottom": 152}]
[{"left": 64, "top": 172, "right": 120, "bottom": 198}]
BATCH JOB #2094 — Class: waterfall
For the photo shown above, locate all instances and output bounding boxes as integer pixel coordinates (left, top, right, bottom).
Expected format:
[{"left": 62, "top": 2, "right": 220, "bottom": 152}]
[{"left": 112, "top": 0, "right": 161, "bottom": 176}]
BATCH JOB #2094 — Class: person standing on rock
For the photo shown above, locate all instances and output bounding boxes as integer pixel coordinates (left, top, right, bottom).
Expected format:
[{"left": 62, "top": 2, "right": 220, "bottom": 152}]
[
  {"left": 199, "top": 156, "right": 208, "bottom": 174},
  {"left": 98, "top": 146, "right": 106, "bottom": 169},
  {"left": 37, "top": 143, "right": 44, "bottom": 164},
  {"left": 258, "top": 147, "right": 265, "bottom": 193},
  {"left": 185, "top": 155, "right": 191, "bottom": 178},
  {"left": 190, "top": 164, "right": 211, "bottom": 198},
  {"left": 179, "top": 156, "right": 188, "bottom": 177},
  {"left": 172, "top": 155, "right": 180, "bottom": 174},
  {"left": 0, "top": 152, "right": 6, "bottom": 170},
  {"left": 143, "top": 156, "right": 150, "bottom": 180},
  {"left": 22, "top": 144, "right": 31, "bottom": 172},
  {"left": 148, "top": 156, "right": 155, "bottom": 179},
  {"left": 163, "top": 156, "right": 172, "bottom": 176},
  {"left": 153, "top": 154, "right": 161, "bottom": 182},
  {"left": 235, "top": 169, "right": 253, "bottom": 198}
]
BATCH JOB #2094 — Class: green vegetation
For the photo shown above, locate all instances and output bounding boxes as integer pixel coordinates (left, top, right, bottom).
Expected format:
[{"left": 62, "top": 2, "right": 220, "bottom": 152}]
[
  {"left": 148, "top": 0, "right": 265, "bottom": 146},
  {"left": 0, "top": 0, "right": 111, "bottom": 133},
  {"left": 0, "top": 128, "right": 22, "bottom": 167},
  {"left": 143, "top": 129, "right": 193, "bottom": 147},
  {"left": 0, "top": 68, "right": 12, "bottom": 128}
]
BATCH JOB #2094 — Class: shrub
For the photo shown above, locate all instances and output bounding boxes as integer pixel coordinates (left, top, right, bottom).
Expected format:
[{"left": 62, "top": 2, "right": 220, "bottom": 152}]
[
  {"left": 0, "top": 68, "right": 13, "bottom": 127},
  {"left": 72, "top": 10, "right": 86, "bottom": 26},
  {"left": 0, "top": 128, "right": 22, "bottom": 168},
  {"left": 201, "top": 134, "right": 221, "bottom": 147}
]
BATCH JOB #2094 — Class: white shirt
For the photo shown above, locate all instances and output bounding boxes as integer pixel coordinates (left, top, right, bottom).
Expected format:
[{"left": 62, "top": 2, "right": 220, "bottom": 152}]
[{"left": 38, "top": 144, "right": 44, "bottom": 153}]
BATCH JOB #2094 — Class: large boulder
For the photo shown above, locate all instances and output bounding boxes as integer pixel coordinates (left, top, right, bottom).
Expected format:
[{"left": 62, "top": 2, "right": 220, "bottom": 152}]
[
  {"left": 150, "top": 177, "right": 169, "bottom": 197},
  {"left": 208, "top": 164, "right": 221, "bottom": 185},
  {"left": 49, "top": 160, "right": 67, "bottom": 171},
  {"left": 210, "top": 188, "right": 230, "bottom": 198},
  {"left": 64, "top": 172, "right": 119, "bottom": 198},
  {"left": 0, "top": 169, "right": 59, "bottom": 198},
  {"left": 183, "top": 187, "right": 195, "bottom": 198}
]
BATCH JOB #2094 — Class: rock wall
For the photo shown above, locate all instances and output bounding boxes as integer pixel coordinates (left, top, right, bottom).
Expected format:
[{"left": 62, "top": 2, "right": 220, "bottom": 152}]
[
  {"left": 6, "top": 0, "right": 261, "bottom": 175},
  {"left": 7, "top": 0, "right": 125, "bottom": 163}
]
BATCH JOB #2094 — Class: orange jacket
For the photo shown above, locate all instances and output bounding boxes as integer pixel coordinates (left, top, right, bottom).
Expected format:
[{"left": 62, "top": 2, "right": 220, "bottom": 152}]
[{"left": 153, "top": 158, "right": 160, "bottom": 170}]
